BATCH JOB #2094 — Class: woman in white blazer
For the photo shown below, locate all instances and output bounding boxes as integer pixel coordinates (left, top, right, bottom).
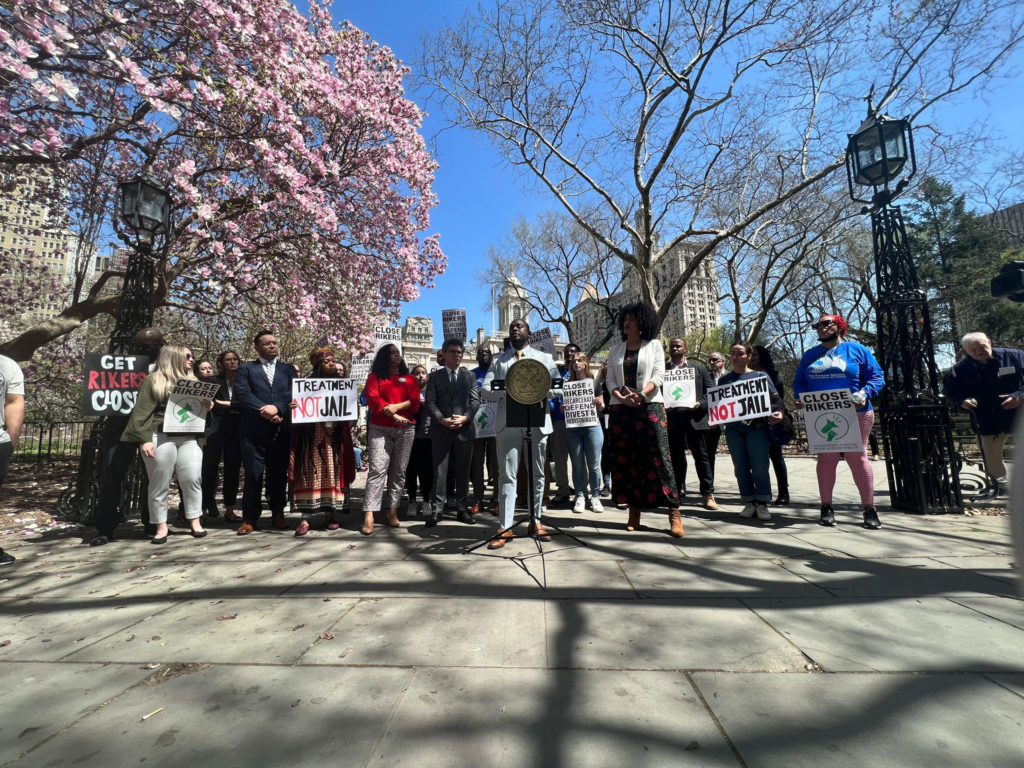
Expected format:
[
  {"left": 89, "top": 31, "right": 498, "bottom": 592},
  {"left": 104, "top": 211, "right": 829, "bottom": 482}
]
[{"left": 606, "top": 302, "right": 683, "bottom": 537}]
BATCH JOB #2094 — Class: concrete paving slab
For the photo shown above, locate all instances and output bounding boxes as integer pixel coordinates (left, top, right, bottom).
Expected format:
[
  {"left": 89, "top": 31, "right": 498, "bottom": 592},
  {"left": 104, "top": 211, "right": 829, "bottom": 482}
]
[
  {"left": 64, "top": 597, "right": 356, "bottom": 665},
  {"left": 283, "top": 558, "right": 470, "bottom": 598},
  {"left": 787, "top": 526, "right": 996, "bottom": 558},
  {"left": 620, "top": 557, "right": 829, "bottom": 599},
  {"left": 675, "top": 533, "right": 831, "bottom": 560},
  {"left": 0, "top": 559, "right": 199, "bottom": 600},
  {"left": 947, "top": 596, "right": 1024, "bottom": 630},
  {"left": 0, "top": 661, "right": 153, "bottom": 764},
  {"left": 368, "top": 667, "right": 738, "bottom": 768},
  {"left": 691, "top": 671, "right": 1024, "bottom": 768},
  {"left": 746, "top": 597, "right": 1024, "bottom": 671},
  {"left": 779, "top": 556, "right": 1017, "bottom": 598},
  {"left": 127, "top": 559, "right": 332, "bottom": 600},
  {"left": 0, "top": 598, "right": 174, "bottom": 662},
  {"left": 988, "top": 673, "right": 1024, "bottom": 697},
  {"left": 157, "top": 532, "right": 308, "bottom": 561},
  {"left": 10, "top": 663, "right": 413, "bottom": 768},
  {"left": 298, "top": 596, "right": 547, "bottom": 668},
  {"left": 544, "top": 599, "right": 808, "bottom": 672},
  {"left": 285, "top": 532, "right": 422, "bottom": 561},
  {"left": 458, "top": 558, "right": 635, "bottom": 598}
]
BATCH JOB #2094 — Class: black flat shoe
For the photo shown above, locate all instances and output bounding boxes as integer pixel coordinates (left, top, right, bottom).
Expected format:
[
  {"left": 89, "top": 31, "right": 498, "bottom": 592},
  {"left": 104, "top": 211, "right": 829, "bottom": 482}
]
[
  {"left": 90, "top": 535, "right": 111, "bottom": 546},
  {"left": 773, "top": 493, "right": 790, "bottom": 506},
  {"left": 150, "top": 535, "right": 168, "bottom": 545},
  {"left": 190, "top": 529, "right": 208, "bottom": 539},
  {"left": 819, "top": 504, "right": 836, "bottom": 527}
]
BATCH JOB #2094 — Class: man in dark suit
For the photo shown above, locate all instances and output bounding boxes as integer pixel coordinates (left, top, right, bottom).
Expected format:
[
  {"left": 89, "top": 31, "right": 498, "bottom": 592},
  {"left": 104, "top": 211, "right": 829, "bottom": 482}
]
[
  {"left": 424, "top": 338, "right": 479, "bottom": 526},
  {"left": 233, "top": 330, "right": 298, "bottom": 534},
  {"left": 665, "top": 338, "right": 718, "bottom": 510}
]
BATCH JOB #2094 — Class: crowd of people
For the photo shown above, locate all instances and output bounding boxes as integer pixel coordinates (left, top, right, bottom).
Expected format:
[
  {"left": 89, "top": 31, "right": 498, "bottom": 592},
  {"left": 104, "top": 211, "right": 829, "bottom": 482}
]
[{"left": 1, "top": 304, "right": 1020, "bottom": 564}]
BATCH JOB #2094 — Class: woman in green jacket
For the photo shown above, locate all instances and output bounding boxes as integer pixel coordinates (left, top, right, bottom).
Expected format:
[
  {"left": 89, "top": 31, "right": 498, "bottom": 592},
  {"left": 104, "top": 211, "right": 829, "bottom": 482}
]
[{"left": 122, "top": 344, "right": 212, "bottom": 544}]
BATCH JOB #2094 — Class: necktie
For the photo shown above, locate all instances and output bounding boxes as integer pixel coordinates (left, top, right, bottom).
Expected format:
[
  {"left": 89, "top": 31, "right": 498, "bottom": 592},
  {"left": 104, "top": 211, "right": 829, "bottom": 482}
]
[
  {"left": 516, "top": 350, "right": 523, "bottom": 361},
  {"left": 450, "top": 370, "right": 456, "bottom": 388}
]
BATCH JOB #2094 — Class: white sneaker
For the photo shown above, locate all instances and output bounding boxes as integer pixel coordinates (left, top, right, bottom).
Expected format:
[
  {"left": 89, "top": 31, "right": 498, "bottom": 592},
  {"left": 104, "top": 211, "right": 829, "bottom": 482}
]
[
  {"left": 573, "top": 496, "right": 586, "bottom": 514},
  {"left": 590, "top": 497, "right": 604, "bottom": 513},
  {"left": 755, "top": 503, "right": 772, "bottom": 521},
  {"left": 739, "top": 503, "right": 757, "bottom": 519}
]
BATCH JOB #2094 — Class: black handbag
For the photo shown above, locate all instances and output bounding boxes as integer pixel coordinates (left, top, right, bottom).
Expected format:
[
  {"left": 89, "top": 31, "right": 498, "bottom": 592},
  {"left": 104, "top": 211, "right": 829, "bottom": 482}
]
[{"left": 769, "top": 409, "right": 795, "bottom": 446}]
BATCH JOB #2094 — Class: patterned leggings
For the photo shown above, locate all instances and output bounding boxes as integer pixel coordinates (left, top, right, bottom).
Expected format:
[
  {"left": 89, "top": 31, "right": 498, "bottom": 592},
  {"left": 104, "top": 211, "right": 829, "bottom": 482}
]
[
  {"left": 364, "top": 423, "right": 415, "bottom": 512},
  {"left": 816, "top": 410, "right": 875, "bottom": 506}
]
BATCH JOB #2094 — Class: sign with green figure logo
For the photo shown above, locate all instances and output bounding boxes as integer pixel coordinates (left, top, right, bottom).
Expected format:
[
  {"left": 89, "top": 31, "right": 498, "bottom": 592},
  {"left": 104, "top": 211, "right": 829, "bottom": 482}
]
[{"left": 801, "top": 388, "right": 863, "bottom": 453}]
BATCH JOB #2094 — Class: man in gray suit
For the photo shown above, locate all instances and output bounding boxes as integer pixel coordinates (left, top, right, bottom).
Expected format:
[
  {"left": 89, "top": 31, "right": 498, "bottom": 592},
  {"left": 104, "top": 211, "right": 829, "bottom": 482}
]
[
  {"left": 425, "top": 338, "right": 479, "bottom": 526},
  {"left": 482, "top": 318, "right": 559, "bottom": 548}
]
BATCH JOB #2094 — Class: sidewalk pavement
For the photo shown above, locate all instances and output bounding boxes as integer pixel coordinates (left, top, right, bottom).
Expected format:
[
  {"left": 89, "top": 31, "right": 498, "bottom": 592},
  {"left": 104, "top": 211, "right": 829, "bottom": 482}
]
[{"left": 1, "top": 456, "right": 1021, "bottom": 767}]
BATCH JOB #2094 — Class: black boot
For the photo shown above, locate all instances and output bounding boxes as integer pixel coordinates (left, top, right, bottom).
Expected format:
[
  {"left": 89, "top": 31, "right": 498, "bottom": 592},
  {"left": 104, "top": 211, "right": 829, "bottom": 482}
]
[
  {"left": 773, "top": 491, "right": 790, "bottom": 506},
  {"left": 819, "top": 504, "right": 836, "bottom": 527},
  {"left": 863, "top": 506, "right": 882, "bottom": 530}
]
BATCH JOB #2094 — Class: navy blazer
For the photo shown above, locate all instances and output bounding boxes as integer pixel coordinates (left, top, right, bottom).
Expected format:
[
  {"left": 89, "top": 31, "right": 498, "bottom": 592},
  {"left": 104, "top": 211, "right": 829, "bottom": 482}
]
[
  {"left": 425, "top": 366, "right": 479, "bottom": 442},
  {"left": 233, "top": 359, "right": 298, "bottom": 439}
]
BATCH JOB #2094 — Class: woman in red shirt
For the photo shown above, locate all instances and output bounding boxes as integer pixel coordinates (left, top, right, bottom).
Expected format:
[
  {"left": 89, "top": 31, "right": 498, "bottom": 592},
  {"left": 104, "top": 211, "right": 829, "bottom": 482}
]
[{"left": 362, "top": 344, "right": 420, "bottom": 535}]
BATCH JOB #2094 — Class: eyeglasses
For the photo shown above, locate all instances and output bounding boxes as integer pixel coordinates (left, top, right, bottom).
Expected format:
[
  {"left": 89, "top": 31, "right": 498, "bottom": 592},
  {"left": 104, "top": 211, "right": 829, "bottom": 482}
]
[
  {"left": 709, "top": 358, "right": 724, "bottom": 364},
  {"left": 185, "top": 354, "right": 194, "bottom": 360},
  {"left": 811, "top": 321, "right": 836, "bottom": 330}
]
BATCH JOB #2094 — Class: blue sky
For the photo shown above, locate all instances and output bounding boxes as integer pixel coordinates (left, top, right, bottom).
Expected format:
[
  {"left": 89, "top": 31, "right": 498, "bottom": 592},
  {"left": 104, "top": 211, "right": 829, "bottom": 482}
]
[{"left": 336, "top": 1, "right": 1024, "bottom": 349}]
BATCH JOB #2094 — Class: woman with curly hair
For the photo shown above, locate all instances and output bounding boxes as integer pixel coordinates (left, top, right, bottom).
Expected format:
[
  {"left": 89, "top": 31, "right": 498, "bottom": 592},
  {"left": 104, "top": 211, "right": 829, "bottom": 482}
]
[
  {"left": 605, "top": 302, "right": 682, "bottom": 537},
  {"left": 121, "top": 344, "right": 212, "bottom": 544},
  {"left": 291, "top": 347, "right": 356, "bottom": 535}
]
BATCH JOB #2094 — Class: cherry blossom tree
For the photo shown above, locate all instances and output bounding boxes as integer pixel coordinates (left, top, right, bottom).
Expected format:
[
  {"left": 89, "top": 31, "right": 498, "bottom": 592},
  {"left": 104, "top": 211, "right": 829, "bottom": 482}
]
[{"left": 0, "top": 0, "right": 444, "bottom": 362}]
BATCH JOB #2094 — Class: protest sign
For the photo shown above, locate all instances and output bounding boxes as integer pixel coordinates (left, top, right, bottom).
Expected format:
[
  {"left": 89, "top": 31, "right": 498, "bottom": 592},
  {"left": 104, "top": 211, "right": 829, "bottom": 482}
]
[
  {"left": 82, "top": 353, "right": 149, "bottom": 415},
  {"left": 474, "top": 401, "right": 498, "bottom": 438},
  {"left": 562, "top": 379, "right": 599, "bottom": 428},
  {"left": 706, "top": 375, "right": 773, "bottom": 427},
  {"left": 800, "top": 388, "right": 863, "bottom": 453},
  {"left": 292, "top": 378, "right": 358, "bottom": 424},
  {"left": 350, "top": 353, "right": 373, "bottom": 385},
  {"left": 373, "top": 325, "right": 403, "bottom": 353},
  {"left": 663, "top": 367, "right": 697, "bottom": 408},
  {"left": 163, "top": 378, "right": 221, "bottom": 433},
  {"left": 441, "top": 308, "right": 467, "bottom": 343},
  {"left": 528, "top": 327, "right": 556, "bottom": 356}
]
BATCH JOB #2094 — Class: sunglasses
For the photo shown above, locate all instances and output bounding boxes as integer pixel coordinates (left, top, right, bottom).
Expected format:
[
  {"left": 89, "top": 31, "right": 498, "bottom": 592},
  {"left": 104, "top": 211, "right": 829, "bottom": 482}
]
[
  {"left": 811, "top": 321, "right": 836, "bottom": 330},
  {"left": 185, "top": 354, "right": 194, "bottom": 360}
]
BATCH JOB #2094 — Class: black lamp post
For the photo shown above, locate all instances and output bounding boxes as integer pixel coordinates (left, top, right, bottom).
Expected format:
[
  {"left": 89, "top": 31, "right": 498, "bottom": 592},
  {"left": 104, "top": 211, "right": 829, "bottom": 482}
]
[
  {"left": 60, "top": 175, "right": 173, "bottom": 524},
  {"left": 846, "top": 109, "right": 962, "bottom": 513}
]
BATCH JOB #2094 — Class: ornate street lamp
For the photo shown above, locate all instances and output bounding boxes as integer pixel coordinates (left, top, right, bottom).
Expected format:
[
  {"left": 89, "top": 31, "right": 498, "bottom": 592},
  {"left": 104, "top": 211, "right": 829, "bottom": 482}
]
[
  {"left": 846, "top": 108, "right": 962, "bottom": 513},
  {"left": 60, "top": 175, "right": 173, "bottom": 524}
]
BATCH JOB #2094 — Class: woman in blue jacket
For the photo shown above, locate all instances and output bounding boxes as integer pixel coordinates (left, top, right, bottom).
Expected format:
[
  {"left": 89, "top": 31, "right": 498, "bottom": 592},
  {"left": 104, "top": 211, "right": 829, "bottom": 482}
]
[{"left": 793, "top": 315, "right": 885, "bottom": 529}]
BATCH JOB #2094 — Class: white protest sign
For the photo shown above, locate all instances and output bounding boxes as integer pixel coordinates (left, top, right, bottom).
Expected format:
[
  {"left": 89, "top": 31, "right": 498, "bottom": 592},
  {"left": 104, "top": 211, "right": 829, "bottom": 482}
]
[
  {"left": 474, "top": 401, "right": 498, "bottom": 438},
  {"left": 529, "top": 327, "right": 556, "bottom": 356},
  {"left": 291, "top": 378, "right": 358, "bottom": 424},
  {"left": 706, "top": 374, "right": 773, "bottom": 427},
  {"left": 800, "top": 388, "right": 863, "bottom": 453},
  {"left": 373, "top": 325, "right": 403, "bottom": 353},
  {"left": 163, "top": 378, "right": 221, "bottom": 433},
  {"left": 663, "top": 367, "right": 697, "bottom": 408},
  {"left": 350, "top": 353, "right": 373, "bottom": 386},
  {"left": 441, "top": 308, "right": 467, "bottom": 343},
  {"left": 562, "top": 378, "right": 599, "bottom": 428}
]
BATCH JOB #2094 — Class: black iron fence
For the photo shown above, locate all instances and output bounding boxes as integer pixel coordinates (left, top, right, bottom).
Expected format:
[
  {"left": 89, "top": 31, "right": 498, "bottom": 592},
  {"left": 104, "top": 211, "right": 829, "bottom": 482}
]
[{"left": 12, "top": 421, "right": 96, "bottom": 464}]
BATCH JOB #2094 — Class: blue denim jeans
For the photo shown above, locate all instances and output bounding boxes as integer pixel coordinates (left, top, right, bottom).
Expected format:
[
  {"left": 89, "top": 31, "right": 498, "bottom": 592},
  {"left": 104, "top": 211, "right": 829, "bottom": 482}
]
[
  {"left": 563, "top": 424, "right": 604, "bottom": 498},
  {"left": 723, "top": 424, "right": 772, "bottom": 502}
]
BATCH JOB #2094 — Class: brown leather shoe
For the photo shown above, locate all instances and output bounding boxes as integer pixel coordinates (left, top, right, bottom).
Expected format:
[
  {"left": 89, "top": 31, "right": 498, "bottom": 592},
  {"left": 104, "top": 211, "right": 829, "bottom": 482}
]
[
  {"left": 487, "top": 528, "right": 513, "bottom": 549},
  {"left": 534, "top": 523, "right": 552, "bottom": 542},
  {"left": 471, "top": 502, "right": 480, "bottom": 515},
  {"left": 271, "top": 514, "right": 288, "bottom": 530},
  {"left": 703, "top": 494, "right": 719, "bottom": 511},
  {"left": 237, "top": 522, "right": 255, "bottom": 536}
]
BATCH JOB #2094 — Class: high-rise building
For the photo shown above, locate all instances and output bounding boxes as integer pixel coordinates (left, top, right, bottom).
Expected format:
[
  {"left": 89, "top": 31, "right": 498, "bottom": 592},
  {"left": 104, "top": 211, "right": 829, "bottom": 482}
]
[
  {"left": 571, "top": 240, "right": 720, "bottom": 354},
  {"left": 990, "top": 201, "right": 1024, "bottom": 247}
]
